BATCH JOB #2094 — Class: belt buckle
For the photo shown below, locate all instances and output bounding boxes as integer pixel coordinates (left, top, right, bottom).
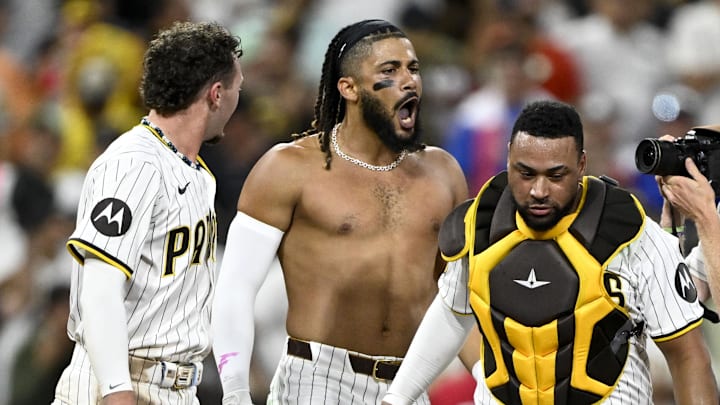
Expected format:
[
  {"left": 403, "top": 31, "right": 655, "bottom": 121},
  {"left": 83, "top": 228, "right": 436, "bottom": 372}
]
[
  {"left": 173, "top": 364, "right": 196, "bottom": 389},
  {"left": 371, "top": 359, "right": 401, "bottom": 382}
]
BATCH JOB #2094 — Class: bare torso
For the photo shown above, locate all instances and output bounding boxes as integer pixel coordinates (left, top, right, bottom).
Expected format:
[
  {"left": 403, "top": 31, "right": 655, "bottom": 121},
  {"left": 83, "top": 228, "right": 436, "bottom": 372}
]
[{"left": 239, "top": 135, "right": 466, "bottom": 356}]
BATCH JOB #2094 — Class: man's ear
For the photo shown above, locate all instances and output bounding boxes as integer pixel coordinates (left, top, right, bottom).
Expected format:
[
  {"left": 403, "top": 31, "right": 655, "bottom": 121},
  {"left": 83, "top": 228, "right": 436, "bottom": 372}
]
[
  {"left": 578, "top": 150, "right": 587, "bottom": 176},
  {"left": 337, "top": 77, "right": 358, "bottom": 103},
  {"left": 208, "top": 82, "right": 222, "bottom": 109}
]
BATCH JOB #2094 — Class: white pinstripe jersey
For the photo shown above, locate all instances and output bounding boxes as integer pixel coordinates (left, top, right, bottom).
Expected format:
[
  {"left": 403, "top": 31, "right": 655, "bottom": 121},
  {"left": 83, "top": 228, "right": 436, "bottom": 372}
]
[
  {"left": 440, "top": 218, "right": 704, "bottom": 404},
  {"left": 66, "top": 123, "right": 218, "bottom": 363}
]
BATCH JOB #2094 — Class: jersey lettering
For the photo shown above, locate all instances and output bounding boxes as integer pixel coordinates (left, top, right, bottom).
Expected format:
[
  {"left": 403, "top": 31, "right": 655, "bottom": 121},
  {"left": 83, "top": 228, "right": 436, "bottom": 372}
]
[
  {"left": 205, "top": 211, "right": 217, "bottom": 262},
  {"left": 191, "top": 221, "right": 206, "bottom": 265},
  {"left": 603, "top": 273, "right": 626, "bottom": 308},
  {"left": 164, "top": 212, "right": 217, "bottom": 276},
  {"left": 165, "top": 227, "right": 190, "bottom": 276}
]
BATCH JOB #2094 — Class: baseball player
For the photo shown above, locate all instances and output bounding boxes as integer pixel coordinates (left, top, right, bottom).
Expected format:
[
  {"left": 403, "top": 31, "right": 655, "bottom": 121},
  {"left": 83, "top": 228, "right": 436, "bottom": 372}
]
[
  {"left": 52, "top": 21, "right": 243, "bottom": 405},
  {"left": 381, "top": 100, "right": 719, "bottom": 405},
  {"left": 211, "top": 19, "right": 470, "bottom": 405}
]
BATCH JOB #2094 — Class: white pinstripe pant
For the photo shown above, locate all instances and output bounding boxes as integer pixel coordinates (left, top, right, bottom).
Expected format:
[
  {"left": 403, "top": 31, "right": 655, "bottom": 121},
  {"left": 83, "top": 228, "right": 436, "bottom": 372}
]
[
  {"left": 52, "top": 344, "right": 200, "bottom": 405},
  {"left": 268, "top": 337, "right": 430, "bottom": 405}
]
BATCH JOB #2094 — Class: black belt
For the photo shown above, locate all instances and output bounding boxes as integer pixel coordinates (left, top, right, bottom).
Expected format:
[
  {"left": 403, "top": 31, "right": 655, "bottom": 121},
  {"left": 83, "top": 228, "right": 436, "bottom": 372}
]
[{"left": 286, "top": 337, "right": 401, "bottom": 381}]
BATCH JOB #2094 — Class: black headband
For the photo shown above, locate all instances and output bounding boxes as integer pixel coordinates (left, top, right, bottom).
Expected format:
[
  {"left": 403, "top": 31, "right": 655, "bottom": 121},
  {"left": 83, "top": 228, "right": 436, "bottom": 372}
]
[{"left": 336, "top": 19, "right": 405, "bottom": 63}]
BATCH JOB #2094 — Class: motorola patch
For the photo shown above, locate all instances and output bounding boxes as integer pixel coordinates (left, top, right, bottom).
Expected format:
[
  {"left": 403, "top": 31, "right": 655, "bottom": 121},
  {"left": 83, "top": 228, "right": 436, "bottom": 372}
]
[
  {"left": 675, "top": 262, "right": 698, "bottom": 303},
  {"left": 91, "top": 198, "right": 132, "bottom": 237}
]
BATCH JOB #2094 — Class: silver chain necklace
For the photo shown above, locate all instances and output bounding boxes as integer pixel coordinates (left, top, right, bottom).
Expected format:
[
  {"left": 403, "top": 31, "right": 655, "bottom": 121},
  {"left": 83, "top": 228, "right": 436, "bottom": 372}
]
[
  {"left": 331, "top": 123, "right": 406, "bottom": 171},
  {"left": 141, "top": 117, "right": 199, "bottom": 170}
]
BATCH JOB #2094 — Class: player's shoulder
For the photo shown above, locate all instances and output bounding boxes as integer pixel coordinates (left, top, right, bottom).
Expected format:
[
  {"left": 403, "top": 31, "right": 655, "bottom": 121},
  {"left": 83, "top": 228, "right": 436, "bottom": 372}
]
[
  {"left": 413, "top": 145, "right": 465, "bottom": 176},
  {"left": 253, "top": 134, "right": 324, "bottom": 173},
  {"left": 91, "top": 126, "right": 162, "bottom": 169},
  {"left": 419, "top": 145, "right": 458, "bottom": 161},
  {"left": 101, "top": 125, "right": 158, "bottom": 155},
  {"left": 615, "top": 216, "right": 679, "bottom": 268},
  {"left": 410, "top": 145, "right": 468, "bottom": 199}
]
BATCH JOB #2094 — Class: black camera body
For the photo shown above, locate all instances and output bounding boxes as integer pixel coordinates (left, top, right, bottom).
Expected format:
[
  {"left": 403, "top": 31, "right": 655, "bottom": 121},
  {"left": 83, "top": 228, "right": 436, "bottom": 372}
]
[{"left": 635, "top": 127, "right": 720, "bottom": 192}]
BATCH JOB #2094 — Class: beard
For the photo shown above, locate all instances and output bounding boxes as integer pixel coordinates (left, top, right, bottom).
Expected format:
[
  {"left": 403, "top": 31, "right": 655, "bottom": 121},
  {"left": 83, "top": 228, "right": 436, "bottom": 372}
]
[
  {"left": 514, "top": 197, "right": 575, "bottom": 231},
  {"left": 359, "top": 89, "right": 422, "bottom": 153}
]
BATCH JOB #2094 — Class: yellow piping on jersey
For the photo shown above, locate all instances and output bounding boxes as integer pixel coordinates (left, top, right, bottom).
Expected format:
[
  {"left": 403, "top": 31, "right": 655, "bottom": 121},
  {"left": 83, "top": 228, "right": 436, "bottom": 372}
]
[
  {"left": 67, "top": 238, "right": 133, "bottom": 279},
  {"left": 141, "top": 124, "right": 216, "bottom": 179},
  {"left": 653, "top": 318, "right": 703, "bottom": 342}
]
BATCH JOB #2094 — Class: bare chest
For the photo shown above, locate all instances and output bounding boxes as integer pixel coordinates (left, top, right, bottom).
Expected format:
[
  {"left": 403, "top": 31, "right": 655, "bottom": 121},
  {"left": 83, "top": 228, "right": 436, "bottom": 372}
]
[{"left": 296, "top": 169, "right": 452, "bottom": 237}]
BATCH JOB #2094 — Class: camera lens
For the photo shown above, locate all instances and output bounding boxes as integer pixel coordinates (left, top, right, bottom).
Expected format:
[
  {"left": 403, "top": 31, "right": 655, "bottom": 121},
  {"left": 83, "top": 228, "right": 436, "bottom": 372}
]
[
  {"left": 635, "top": 139, "right": 662, "bottom": 173},
  {"left": 634, "top": 138, "right": 688, "bottom": 176}
]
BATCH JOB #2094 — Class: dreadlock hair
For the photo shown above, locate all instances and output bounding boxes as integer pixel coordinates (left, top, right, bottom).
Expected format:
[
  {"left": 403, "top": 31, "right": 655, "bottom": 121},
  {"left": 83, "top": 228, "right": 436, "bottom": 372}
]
[{"left": 293, "top": 20, "right": 407, "bottom": 169}]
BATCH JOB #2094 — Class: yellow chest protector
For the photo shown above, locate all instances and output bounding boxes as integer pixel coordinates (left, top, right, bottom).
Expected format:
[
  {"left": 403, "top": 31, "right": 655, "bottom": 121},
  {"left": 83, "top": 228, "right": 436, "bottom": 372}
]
[{"left": 440, "top": 172, "right": 645, "bottom": 405}]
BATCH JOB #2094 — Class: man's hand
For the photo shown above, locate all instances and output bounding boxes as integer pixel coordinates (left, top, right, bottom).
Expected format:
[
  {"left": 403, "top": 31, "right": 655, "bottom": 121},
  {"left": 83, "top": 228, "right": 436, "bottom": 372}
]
[
  {"left": 102, "top": 390, "right": 136, "bottom": 405},
  {"left": 660, "top": 157, "right": 716, "bottom": 224}
]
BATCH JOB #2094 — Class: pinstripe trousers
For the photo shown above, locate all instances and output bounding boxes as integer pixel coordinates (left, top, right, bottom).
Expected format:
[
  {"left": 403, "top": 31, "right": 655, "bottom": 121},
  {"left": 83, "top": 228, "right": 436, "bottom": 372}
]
[
  {"left": 52, "top": 344, "right": 200, "bottom": 405},
  {"left": 267, "top": 337, "right": 430, "bottom": 405}
]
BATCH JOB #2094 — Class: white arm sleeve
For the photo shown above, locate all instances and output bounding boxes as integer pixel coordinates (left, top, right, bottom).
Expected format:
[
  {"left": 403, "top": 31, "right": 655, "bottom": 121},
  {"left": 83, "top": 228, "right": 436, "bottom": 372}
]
[
  {"left": 212, "top": 212, "right": 284, "bottom": 404},
  {"left": 382, "top": 295, "right": 476, "bottom": 405},
  {"left": 80, "top": 257, "right": 132, "bottom": 396}
]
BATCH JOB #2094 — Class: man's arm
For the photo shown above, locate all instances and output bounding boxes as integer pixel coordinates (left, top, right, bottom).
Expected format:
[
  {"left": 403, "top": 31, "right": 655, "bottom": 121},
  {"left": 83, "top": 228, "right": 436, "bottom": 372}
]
[
  {"left": 211, "top": 212, "right": 283, "bottom": 405},
  {"left": 81, "top": 257, "right": 135, "bottom": 405},
  {"left": 457, "top": 324, "right": 481, "bottom": 372},
  {"left": 212, "top": 144, "right": 301, "bottom": 404},
  {"left": 655, "top": 327, "right": 719, "bottom": 404},
  {"left": 661, "top": 157, "right": 720, "bottom": 304},
  {"left": 382, "top": 295, "right": 475, "bottom": 405}
]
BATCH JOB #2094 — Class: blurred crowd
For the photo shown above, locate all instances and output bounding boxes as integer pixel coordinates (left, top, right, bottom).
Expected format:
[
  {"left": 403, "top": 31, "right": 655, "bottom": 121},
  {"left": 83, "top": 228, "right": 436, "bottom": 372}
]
[{"left": 1, "top": 0, "right": 720, "bottom": 404}]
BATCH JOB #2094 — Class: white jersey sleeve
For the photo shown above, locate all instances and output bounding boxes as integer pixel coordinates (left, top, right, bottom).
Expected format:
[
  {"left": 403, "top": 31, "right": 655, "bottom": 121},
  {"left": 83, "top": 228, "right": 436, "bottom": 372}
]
[
  {"left": 68, "top": 156, "right": 161, "bottom": 276},
  {"left": 438, "top": 256, "right": 473, "bottom": 314},
  {"left": 606, "top": 218, "right": 704, "bottom": 341}
]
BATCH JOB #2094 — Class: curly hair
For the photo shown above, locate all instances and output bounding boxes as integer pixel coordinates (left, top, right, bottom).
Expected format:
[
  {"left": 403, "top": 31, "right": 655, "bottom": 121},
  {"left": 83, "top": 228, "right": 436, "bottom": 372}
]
[
  {"left": 294, "top": 20, "right": 406, "bottom": 169},
  {"left": 140, "top": 21, "right": 242, "bottom": 115},
  {"left": 511, "top": 100, "right": 584, "bottom": 155}
]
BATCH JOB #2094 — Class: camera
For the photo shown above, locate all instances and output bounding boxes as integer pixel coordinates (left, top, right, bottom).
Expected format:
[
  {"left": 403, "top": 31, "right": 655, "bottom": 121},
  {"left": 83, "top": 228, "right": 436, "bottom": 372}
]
[{"left": 635, "top": 127, "right": 720, "bottom": 191}]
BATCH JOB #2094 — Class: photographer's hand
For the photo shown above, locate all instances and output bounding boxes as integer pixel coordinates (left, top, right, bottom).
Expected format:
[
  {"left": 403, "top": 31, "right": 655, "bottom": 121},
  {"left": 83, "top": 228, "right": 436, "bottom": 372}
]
[
  {"left": 656, "top": 134, "right": 685, "bottom": 230},
  {"left": 663, "top": 157, "right": 720, "bottom": 304},
  {"left": 660, "top": 158, "right": 716, "bottom": 224}
]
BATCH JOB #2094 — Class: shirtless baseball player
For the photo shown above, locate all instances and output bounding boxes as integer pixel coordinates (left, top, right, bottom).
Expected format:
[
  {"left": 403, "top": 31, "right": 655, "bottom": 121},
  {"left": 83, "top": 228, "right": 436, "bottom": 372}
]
[{"left": 212, "top": 19, "right": 470, "bottom": 404}]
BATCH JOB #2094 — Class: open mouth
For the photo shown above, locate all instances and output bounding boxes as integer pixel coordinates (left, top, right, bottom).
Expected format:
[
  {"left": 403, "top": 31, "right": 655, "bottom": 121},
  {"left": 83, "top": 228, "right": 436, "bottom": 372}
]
[{"left": 397, "top": 97, "right": 418, "bottom": 130}]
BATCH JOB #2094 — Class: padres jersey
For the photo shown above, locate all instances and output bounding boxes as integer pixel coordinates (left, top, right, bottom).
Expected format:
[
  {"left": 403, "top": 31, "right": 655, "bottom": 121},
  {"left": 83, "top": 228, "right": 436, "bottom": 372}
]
[
  {"left": 65, "top": 122, "right": 218, "bottom": 363},
  {"left": 439, "top": 174, "right": 703, "bottom": 404}
]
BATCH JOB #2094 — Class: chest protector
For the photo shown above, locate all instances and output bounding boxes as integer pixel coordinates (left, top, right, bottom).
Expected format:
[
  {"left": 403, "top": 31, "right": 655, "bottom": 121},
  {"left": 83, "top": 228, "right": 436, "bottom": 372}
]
[{"left": 440, "top": 172, "right": 645, "bottom": 405}]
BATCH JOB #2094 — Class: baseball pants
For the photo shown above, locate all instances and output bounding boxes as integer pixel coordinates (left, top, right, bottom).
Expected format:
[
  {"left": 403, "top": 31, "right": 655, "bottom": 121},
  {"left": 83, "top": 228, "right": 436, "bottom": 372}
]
[
  {"left": 267, "top": 336, "right": 431, "bottom": 405},
  {"left": 52, "top": 344, "right": 200, "bottom": 405}
]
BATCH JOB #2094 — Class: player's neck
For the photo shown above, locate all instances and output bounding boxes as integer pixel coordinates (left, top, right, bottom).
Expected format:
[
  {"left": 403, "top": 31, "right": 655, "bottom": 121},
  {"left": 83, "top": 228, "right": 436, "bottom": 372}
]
[
  {"left": 337, "top": 118, "right": 395, "bottom": 160},
  {"left": 146, "top": 111, "right": 204, "bottom": 162}
]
